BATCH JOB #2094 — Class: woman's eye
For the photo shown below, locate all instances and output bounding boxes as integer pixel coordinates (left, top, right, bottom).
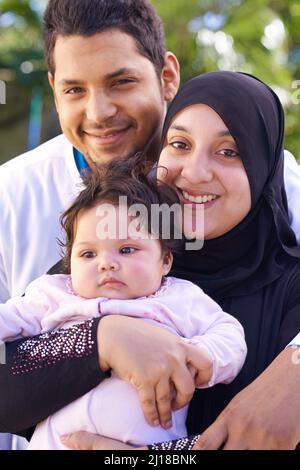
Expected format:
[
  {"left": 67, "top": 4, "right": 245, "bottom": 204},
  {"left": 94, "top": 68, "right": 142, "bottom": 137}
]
[
  {"left": 218, "top": 148, "right": 240, "bottom": 158},
  {"left": 82, "top": 251, "right": 96, "bottom": 258},
  {"left": 120, "top": 247, "right": 136, "bottom": 254},
  {"left": 170, "top": 141, "right": 189, "bottom": 150}
]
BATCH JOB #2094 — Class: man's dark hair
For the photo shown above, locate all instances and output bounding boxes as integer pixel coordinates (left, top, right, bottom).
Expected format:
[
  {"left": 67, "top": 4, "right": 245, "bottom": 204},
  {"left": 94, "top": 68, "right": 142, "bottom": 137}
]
[
  {"left": 43, "top": 0, "right": 166, "bottom": 77},
  {"left": 59, "top": 154, "right": 183, "bottom": 273}
]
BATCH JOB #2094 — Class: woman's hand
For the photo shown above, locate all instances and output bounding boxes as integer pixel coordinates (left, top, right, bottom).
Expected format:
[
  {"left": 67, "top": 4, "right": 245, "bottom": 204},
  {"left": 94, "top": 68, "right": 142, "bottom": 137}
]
[
  {"left": 193, "top": 347, "right": 300, "bottom": 450},
  {"left": 97, "top": 315, "right": 204, "bottom": 429},
  {"left": 61, "top": 432, "right": 147, "bottom": 450}
]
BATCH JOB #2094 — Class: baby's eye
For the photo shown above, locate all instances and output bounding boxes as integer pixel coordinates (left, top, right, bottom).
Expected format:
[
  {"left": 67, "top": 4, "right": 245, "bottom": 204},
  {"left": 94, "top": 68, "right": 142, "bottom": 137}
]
[
  {"left": 120, "top": 247, "right": 136, "bottom": 254},
  {"left": 81, "top": 251, "right": 96, "bottom": 258}
]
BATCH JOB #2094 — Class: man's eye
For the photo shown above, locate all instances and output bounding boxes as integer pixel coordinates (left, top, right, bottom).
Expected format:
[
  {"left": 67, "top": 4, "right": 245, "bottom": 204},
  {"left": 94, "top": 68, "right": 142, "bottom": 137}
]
[
  {"left": 113, "top": 79, "right": 136, "bottom": 86},
  {"left": 65, "top": 87, "right": 84, "bottom": 94},
  {"left": 82, "top": 251, "right": 96, "bottom": 258},
  {"left": 120, "top": 247, "right": 136, "bottom": 254}
]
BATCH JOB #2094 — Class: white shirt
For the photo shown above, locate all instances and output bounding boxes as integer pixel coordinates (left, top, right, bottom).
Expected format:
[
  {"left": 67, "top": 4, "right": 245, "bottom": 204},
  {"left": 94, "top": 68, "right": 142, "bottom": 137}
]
[{"left": 0, "top": 135, "right": 82, "bottom": 301}]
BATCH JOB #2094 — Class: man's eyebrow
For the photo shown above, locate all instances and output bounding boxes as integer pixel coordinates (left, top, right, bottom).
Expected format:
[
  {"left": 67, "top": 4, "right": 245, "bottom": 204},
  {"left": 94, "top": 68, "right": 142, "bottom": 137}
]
[
  {"left": 105, "top": 67, "right": 139, "bottom": 79},
  {"left": 58, "top": 79, "right": 85, "bottom": 86},
  {"left": 58, "top": 68, "right": 138, "bottom": 86},
  {"left": 169, "top": 125, "right": 232, "bottom": 138}
]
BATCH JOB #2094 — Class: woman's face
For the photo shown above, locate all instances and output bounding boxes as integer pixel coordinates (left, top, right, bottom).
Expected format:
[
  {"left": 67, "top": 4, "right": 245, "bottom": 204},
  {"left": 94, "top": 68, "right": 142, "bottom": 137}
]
[{"left": 158, "top": 104, "right": 251, "bottom": 240}]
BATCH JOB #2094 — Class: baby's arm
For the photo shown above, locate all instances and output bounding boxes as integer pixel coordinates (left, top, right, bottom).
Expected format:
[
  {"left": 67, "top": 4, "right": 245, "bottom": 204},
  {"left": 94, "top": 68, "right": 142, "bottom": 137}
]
[
  {"left": 0, "top": 277, "right": 49, "bottom": 341},
  {"left": 168, "top": 280, "right": 247, "bottom": 387}
]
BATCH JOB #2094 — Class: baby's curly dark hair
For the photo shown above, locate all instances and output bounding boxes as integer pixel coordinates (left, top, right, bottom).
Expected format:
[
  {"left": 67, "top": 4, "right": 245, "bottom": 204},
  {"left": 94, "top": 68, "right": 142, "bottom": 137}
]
[{"left": 59, "top": 154, "right": 184, "bottom": 273}]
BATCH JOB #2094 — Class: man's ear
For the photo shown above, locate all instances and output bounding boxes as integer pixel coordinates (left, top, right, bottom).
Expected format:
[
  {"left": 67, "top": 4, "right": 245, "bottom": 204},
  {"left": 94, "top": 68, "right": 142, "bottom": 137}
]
[
  {"left": 48, "top": 72, "right": 54, "bottom": 90},
  {"left": 48, "top": 72, "right": 58, "bottom": 108},
  {"left": 162, "top": 250, "right": 173, "bottom": 276},
  {"left": 161, "top": 52, "right": 180, "bottom": 102}
]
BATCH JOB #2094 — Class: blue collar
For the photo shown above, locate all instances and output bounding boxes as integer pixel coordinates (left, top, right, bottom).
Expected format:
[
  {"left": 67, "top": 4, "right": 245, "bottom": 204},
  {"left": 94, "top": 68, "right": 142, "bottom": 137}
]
[{"left": 73, "top": 147, "right": 89, "bottom": 175}]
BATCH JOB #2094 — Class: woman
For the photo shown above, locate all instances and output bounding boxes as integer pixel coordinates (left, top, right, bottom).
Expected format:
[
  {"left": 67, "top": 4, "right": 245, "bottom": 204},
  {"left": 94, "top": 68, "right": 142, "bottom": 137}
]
[
  {"left": 62, "top": 71, "right": 300, "bottom": 450},
  {"left": 156, "top": 71, "right": 300, "bottom": 448}
]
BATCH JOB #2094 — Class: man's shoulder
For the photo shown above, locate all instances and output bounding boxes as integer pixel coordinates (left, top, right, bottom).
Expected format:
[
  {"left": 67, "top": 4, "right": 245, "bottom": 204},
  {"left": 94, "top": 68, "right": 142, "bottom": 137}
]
[{"left": 0, "top": 134, "right": 73, "bottom": 176}]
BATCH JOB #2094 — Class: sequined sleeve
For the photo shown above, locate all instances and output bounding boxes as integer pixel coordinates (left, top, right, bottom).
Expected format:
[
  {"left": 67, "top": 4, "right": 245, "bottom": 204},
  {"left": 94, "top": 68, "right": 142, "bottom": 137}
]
[
  {"left": 148, "top": 434, "right": 200, "bottom": 451},
  {"left": 11, "top": 320, "right": 96, "bottom": 374},
  {"left": 0, "top": 318, "right": 109, "bottom": 436}
]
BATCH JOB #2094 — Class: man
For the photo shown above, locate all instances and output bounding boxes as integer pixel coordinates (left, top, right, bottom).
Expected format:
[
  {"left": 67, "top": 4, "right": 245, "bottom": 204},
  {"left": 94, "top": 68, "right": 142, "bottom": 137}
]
[{"left": 0, "top": 0, "right": 299, "bottom": 450}]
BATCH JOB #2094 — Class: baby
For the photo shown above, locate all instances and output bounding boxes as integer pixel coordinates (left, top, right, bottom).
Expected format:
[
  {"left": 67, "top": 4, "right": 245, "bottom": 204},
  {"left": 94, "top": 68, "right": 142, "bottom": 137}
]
[{"left": 0, "top": 158, "right": 247, "bottom": 449}]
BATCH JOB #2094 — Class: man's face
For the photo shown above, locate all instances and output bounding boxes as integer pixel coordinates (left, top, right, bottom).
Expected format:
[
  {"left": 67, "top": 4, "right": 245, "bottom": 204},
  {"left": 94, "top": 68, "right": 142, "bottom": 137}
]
[{"left": 49, "top": 30, "right": 178, "bottom": 165}]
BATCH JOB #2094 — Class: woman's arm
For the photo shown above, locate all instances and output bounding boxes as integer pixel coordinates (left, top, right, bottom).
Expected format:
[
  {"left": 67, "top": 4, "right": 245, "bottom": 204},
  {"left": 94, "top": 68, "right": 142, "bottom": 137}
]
[
  {"left": 0, "top": 314, "right": 204, "bottom": 436},
  {"left": 0, "top": 318, "right": 106, "bottom": 435}
]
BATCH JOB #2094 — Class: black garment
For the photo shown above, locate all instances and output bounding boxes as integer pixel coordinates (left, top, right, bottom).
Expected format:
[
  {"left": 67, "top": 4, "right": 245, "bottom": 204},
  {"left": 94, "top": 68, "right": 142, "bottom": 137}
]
[
  {"left": 162, "top": 72, "right": 300, "bottom": 434},
  {"left": 186, "top": 255, "right": 300, "bottom": 434}
]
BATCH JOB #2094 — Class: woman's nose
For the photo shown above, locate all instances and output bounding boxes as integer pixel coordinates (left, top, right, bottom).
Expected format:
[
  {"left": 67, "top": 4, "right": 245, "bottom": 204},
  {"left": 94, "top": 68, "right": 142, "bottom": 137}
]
[{"left": 181, "top": 151, "right": 214, "bottom": 184}]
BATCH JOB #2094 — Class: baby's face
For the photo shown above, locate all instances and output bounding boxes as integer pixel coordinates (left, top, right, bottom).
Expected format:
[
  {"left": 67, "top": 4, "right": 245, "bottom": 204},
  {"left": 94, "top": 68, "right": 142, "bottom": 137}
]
[{"left": 70, "top": 203, "right": 172, "bottom": 299}]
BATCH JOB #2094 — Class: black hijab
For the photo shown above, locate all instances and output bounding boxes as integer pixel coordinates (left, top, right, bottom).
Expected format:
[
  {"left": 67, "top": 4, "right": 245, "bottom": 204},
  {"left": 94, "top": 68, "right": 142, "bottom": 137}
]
[
  {"left": 162, "top": 71, "right": 300, "bottom": 300},
  {"left": 160, "top": 72, "right": 300, "bottom": 434}
]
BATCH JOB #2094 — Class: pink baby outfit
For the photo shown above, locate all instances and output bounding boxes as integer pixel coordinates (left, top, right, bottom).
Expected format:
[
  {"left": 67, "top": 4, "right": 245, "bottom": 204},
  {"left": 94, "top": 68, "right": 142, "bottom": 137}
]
[{"left": 0, "top": 274, "right": 246, "bottom": 449}]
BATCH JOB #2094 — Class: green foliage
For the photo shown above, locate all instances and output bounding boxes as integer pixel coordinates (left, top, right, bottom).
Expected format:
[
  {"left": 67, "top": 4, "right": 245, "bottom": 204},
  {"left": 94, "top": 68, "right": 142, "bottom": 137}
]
[
  {"left": 0, "top": 0, "right": 41, "bottom": 28},
  {"left": 152, "top": 0, "right": 300, "bottom": 160}
]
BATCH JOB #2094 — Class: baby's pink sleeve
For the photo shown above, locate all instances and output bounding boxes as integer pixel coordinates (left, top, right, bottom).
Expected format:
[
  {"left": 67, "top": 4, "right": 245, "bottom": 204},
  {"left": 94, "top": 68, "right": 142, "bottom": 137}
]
[
  {"left": 170, "top": 279, "right": 247, "bottom": 387},
  {"left": 0, "top": 277, "right": 51, "bottom": 341}
]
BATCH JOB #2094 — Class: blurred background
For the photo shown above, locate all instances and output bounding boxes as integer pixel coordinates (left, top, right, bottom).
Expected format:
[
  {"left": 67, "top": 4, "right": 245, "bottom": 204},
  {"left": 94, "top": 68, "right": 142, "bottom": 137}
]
[{"left": 0, "top": 0, "right": 299, "bottom": 164}]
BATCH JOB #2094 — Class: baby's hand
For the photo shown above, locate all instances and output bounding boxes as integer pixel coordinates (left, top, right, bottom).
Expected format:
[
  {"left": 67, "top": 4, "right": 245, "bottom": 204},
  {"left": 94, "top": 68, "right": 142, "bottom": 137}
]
[{"left": 188, "top": 344, "right": 213, "bottom": 387}]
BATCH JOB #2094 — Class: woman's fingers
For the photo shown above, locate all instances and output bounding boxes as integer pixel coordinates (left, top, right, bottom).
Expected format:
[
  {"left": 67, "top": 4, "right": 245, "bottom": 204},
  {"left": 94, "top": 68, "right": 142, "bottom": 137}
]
[
  {"left": 155, "top": 378, "right": 174, "bottom": 428},
  {"left": 137, "top": 383, "right": 160, "bottom": 426},
  {"left": 193, "top": 421, "right": 227, "bottom": 450},
  {"left": 171, "top": 367, "right": 195, "bottom": 411}
]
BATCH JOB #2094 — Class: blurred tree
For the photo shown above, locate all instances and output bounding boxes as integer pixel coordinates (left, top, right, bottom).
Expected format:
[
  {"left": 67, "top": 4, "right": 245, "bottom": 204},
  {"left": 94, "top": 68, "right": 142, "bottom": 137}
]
[{"left": 0, "top": 0, "right": 51, "bottom": 161}]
